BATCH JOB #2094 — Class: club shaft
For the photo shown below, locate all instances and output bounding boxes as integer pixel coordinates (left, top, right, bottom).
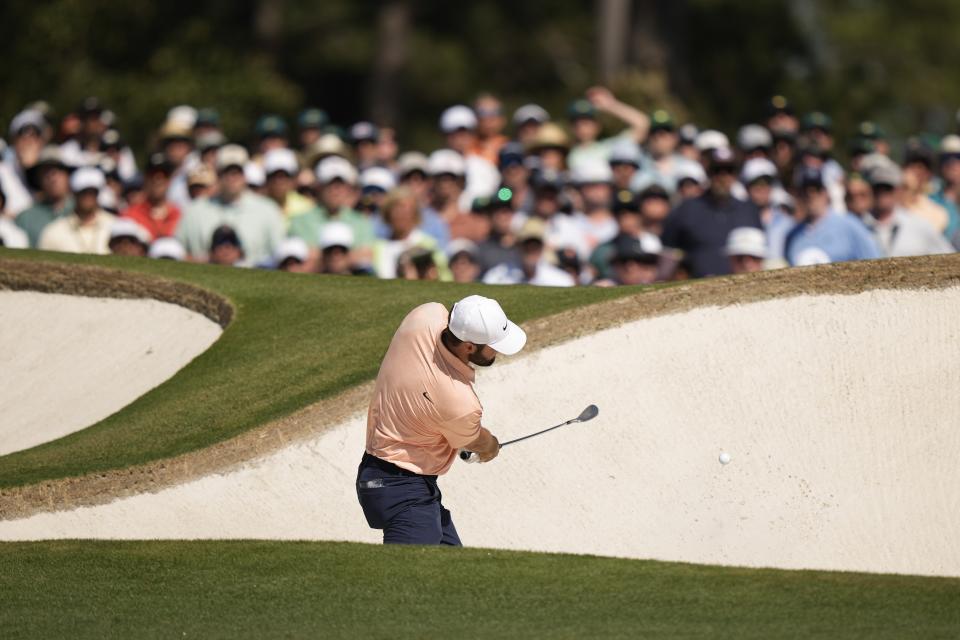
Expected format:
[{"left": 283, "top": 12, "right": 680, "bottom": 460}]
[{"left": 500, "top": 419, "right": 576, "bottom": 448}]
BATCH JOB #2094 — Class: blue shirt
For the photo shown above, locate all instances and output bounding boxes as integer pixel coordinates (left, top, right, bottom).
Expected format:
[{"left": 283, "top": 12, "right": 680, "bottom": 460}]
[{"left": 784, "top": 212, "right": 881, "bottom": 266}]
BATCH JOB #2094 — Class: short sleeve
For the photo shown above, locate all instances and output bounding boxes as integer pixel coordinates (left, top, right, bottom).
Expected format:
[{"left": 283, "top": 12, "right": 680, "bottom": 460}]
[{"left": 441, "top": 409, "right": 482, "bottom": 449}]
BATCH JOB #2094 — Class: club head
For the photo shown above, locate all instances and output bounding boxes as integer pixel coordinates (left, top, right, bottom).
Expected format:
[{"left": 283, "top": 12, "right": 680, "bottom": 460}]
[{"left": 576, "top": 404, "right": 599, "bottom": 422}]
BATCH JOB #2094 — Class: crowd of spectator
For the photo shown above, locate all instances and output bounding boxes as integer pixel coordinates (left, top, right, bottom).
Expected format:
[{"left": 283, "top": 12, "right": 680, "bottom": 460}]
[{"left": 0, "top": 90, "right": 957, "bottom": 286}]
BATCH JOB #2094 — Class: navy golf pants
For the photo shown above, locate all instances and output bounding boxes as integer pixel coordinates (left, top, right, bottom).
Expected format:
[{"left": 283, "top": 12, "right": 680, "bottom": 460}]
[{"left": 356, "top": 453, "right": 462, "bottom": 546}]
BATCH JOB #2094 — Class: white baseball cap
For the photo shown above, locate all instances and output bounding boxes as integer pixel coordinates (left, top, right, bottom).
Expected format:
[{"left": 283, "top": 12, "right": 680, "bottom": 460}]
[
  {"left": 316, "top": 156, "right": 358, "bottom": 185},
  {"left": 725, "top": 227, "right": 767, "bottom": 259},
  {"left": 740, "top": 157, "right": 778, "bottom": 185},
  {"left": 695, "top": 129, "right": 730, "bottom": 152},
  {"left": 449, "top": 295, "right": 526, "bottom": 355},
  {"left": 512, "top": 104, "right": 549, "bottom": 126},
  {"left": 274, "top": 237, "right": 309, "bottom": 265},
  {"left": 319, "top": 221, "right": 355, "bottom": 250},
  {"left": 109, "top": 218, "right": 151, "bottom": 245},
  {"left": 216, "top": 144, "right": 250, "bottom": 171},
  {"left": 243, "top": 161, "right": 266, "bottom": 187},
  {"left": 427, "top": 149, "right": 466, "bottom": 177},
  {"left": 360, "top": 166, "right": 397, "bottom": 192},
  {"left": 440, "top": 105, "right": 478, "bottom": 133},
  {"left": 263, "top": 148, "right": 299, "bottom": 176},
  {"left": 570, "top": 158, "right": 613, "bottom": 185},
  {"left": 9, "top": 109, "right": 45, "bottom": 137},
  {"left": 166, "top": 105, "right": 198, "bottom": 129},
  {"left": 148, "top": 237, "right": 187, "bottom": 260},
  {"left": 675, "top": 158, "right": 708, "bottom": 186},
  {"left": 69, "top": 166, "right": 106, "bottom": 193}
]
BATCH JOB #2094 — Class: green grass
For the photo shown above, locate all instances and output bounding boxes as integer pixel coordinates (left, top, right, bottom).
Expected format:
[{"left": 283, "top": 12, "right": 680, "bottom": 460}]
[
  {"left": 1, "top": 540, "right": 957, "bottom": 639},
  {"left": 0, "top": 248, "right": 636, "bottom": 488}
]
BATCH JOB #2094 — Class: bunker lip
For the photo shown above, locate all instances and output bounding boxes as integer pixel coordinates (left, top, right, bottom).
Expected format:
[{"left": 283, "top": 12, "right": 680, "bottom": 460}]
[{"left": 0, "top": 254, "right": 958, "bottom": 520}]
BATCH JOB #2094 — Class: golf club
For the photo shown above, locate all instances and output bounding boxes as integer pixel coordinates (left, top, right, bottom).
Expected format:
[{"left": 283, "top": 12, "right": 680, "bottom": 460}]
[{"left": 460, "top": 404, "right": 599, "bottom": 463}]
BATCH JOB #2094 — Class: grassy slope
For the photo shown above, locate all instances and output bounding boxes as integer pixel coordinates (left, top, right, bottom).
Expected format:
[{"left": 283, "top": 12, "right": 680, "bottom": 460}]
[
  {"left": 0, "top": 249, "right": 634, "bottom": 488},
  {"left": 2, "top": 541, "right": 958, "bottom": 639}
]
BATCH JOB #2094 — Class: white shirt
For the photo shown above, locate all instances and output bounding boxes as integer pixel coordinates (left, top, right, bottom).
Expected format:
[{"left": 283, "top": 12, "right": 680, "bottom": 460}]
[
  {"left": 869, "top": 209, "right": 954, "bottom": 258},
  {"left": 38, "top": 210, "right": 113, "bottom": 255}
]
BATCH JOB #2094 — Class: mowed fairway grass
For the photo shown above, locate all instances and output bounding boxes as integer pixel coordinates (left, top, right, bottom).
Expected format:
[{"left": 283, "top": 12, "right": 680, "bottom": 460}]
[
  {"left": 0, "top": 248, "right": 634, "bottom": 488},
  {"left": 2, "top": 541, "right": 958, "bottom": 639}
]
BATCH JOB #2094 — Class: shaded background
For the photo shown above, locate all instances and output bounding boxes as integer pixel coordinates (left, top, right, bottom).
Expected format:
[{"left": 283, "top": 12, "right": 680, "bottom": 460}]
[{"left": 2, "top": 0, "right": 959, "bottom": 155}]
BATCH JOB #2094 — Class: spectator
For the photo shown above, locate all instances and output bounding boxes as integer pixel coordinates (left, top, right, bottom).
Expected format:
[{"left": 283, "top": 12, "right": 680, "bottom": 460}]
[
  {"left": 148, "top": 236, "right": 187, "bottom": 261},
  {"left": 263, "top": 148, "right": 314, "bottom": 220},
  {"left": 59, "top": 97, "right": 109, "bottom": 169},
  {"left": 525, "top": 168, "right": 584, "bottom": 259},
  {"left": 900, "top": 140, "right": 949, "bottom": 234},
  {"left": 784, "top": 166, "right": 881, "bottom": 266},
  {"left": 15, "top": 146, "right": 73, "bottom": 247},
  {"left": 676, "top": 123, "right": 701, "bottom": 162},
  {"left": 471, "top": 93, "right": 509, "bottom": 166},
  {"left": 740, "top": 157, "right": 794, "bottom": 262},
  {"left": 483, "top": 218, "right": 575, "bottom": 286},
  {"left": 933, "top": 135, "right": 960, "bottom": 245},
  {"left": 866, "top": 163, "right": 953, "bottom": 258},
  {"left": 844, "top": 172, "right": 874, "bottom": 222},
  {"left": 634, "top": 109, "right": 684, "bottom": 192},
  {"left": 570, "top": 159, "right": 617, "bottom": 252},
  {"left": 254, "top": 115, "right": 289, "bottom": 156},
  {"left": 99, "top": 128, "right": 137, "bottom": 182},
  {"left": 0, "top": 186, "right": 29, "bottom": 248},
  {"left": 526, "top": 122, "right": 570, "bottom": 172},
  {"left": 420, "top": 149, "right": 471, "bottom": 246},
  {"left": 396, "top": 246, "right": 440, "bottom": 281},
  {"left": 736, "top": 124, "right": 773, "bottom": 161},
  {"left": 159, "top": 119, "right": 195, "bottom": 210},
  {"left": 674, "top": 160, "right": 707, "bottom": 201},
  {"left": 447, "top": 239, "right": 482, "bottom": 283},
  {"left": 497, "top": 143, "right": 532, "bottom": 213},
  {"left": 725, "top": 227, "right": 768, "bottom": 274},
  {"left": 273, "top": 237, "right": 311, "bottom": 272},
  {"left": 349, "top": 121, "right": 380, "bottom": 170},
  {"left": 244, "top": 161, "right": 266, "bottom": 195},
  {"left": 396, "top": 152, "right": 431, "bottom": 206},
  {"left": 605, "top": 235, "right": 662, "bottom": 286},
  {"left": 108, "top": 218, "right": 150, "bottom": 257},
  {"left": 177, "top": 144, "right": 285, "bottom": 265},
  {"left": 194, "top": 108, "right": 222, "bottom": 139},
  {"left": 856, "top": 121, "right": 890, "bottom": 157},
  {"left": 1, "top": 109, "right": 46, "bottom": 215},
  {"left": 637, "top": 184, "right": 671, "bottom": 237},
  {"left": 476, "top": 191, "right": 520, "bottom": 275},
  {"left": 358, "top": 166, "right": 396, "bottom": 216},
  {"left": 661, "top": 147, "right": 763, "bottom": 278},
  {"left": 511, "top": 104, "right": 549, "bottom": 147},
  {"left": 589, "top": 190, "right": 659, "bottom": 281},
  {"left": 289, "top": 156, "right": 374, "bottom": 269},
  {"left": 38, "top": 167, "right": 113, "bottom": 254},
  {"left": 196, "top": 131, "right": 226, "bottom": 169},
  {"left": 800, "top": 112, "right": 845, "bottom": 211},
  {"left": 120, "top": 152, "right": 181, "bottom": 241},
  {"left": 372, "top": 187, "right": 449, "bottom": 280},
  {"left": 567, "top": 87, "right": 650, "bottom": 171},
  {"left": 208, "top": 225, "right": 244, "bottom": 267},
  {"left": 318, "top": 221, "right": 364, "bottom": 276},
  {"left": 764, "top": 95, "right": 799, "bottom": 135},
  {"left": 187, "top": 164, "right": 217, "bottom": 201},
  {"left": 297, "top": 108, "right": 328, "bottom": 150},
  {"left": 608, "top": 142, "right": 642, "bottom": 192},
  {"left": 376, "top": 127, "right": 399, "bottom": 169},
  {"left": 439, "top": 105, "right": 500, "bottom": 209}
]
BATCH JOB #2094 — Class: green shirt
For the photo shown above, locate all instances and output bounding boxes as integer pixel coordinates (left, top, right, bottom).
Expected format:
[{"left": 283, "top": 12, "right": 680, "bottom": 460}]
[
  {"left": 16, "top": 198, "right": 74, "bottom": 248},
  {"left": 288, "top": 206, "right": 376, "bottom": 249},
  {"left": 176, "top": 191, "right": 285, "bottom": 266}
]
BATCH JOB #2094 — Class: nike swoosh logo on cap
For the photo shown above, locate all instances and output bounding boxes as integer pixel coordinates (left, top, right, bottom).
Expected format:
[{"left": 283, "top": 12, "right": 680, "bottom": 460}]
[{"left": 503, "top": 321, "right": 508, "bottom": 330}]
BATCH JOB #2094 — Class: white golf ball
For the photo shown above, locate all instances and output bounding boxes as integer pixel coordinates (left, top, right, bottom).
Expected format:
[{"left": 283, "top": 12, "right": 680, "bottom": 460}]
[{"left": 719, "top": 452, "right": 731, "bottom": 465}]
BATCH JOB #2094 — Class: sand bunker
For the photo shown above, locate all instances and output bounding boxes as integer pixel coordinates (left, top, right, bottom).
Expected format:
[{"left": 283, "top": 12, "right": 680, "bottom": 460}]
[
  {"left": 0, "top": 291, "right": 222, "bottom": 455},
  {"left": 2, "top": 287, "right": 959, "bottom": 578}
]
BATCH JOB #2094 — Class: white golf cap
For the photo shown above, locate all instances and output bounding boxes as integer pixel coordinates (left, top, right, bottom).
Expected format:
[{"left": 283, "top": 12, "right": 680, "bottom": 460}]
[
  {"left": 360, "top": 166, "right": 397, "bottom": 192},
  {"left": 570, "top": 158, "right": 613, "bottom": 185},
  {"left": 9, "top": 109, "right": 45, "bottom": 137},
  {"left": 263, "top": 148, "right": 299, "bottom": 176},
  {"left": 274, "top": 237, "right": 309, "bottom": 264},
  {"left": 166, "top": 105, "right": 198, "bottom": 129},
  {"left": 609, "top": 142, "right": 642, "bottom": 166},
  {"left": 675, "top": 158, "right": 708, "bottom": 186},
  {"left": 736, "top": 124, "right": 773, "bottom": 151},
  {"left": 446, "top": 238, "right": 479, "bottom": 259},
  {"left": 109, "top": 218, "right": 151, "bottom": 245},
  {"left": 319, "top": 221, "right": 355, "bottom": 250},
  {"left": 397, "top": 151, "right": 429, "bottom": 176},
  {"left": 449, "top": 294, "right": 526, "bottom": 355},
  {"left": 725, "top": 226, "right": 767, "bottom": 258},
  {"left": 243, "top": 161, "right": 265, "bottom": 187},
  {"left": 740, "top": 157, "right": 778, "bottom": 185},
  {"left": 316, "top": 156, "right": 358, "bottom": 185},
  {"left": 695, "top": 129, "right": 730, "bottom": 152},
  {"left": 439, "top": 105, "right": 478, "bottom": 133},
  {"left": 216, "top": 144, "right": 250, "bottom": 171},
  {"left": 148, "top": 237, "right": 187, "bottom": 260},
  {"left": 427, "top": 149, "right": 466, "bottom": 177},
  {"left": 69, "top": 166, "right": 106, "bottom": 193},
  {"left": 512, "top": 104, "right": 550, "bottom": 126}
]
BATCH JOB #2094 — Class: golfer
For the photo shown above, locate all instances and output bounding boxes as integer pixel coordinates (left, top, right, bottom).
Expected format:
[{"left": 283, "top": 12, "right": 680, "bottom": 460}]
[{"left": 356, "top": 294, "right": 527, "bottom": 545}]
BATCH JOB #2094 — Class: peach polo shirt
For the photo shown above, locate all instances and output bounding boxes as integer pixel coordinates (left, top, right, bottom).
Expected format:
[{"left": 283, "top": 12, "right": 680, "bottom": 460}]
[{"left": 365, "top": 302, "right": 482, "bottom": 475}]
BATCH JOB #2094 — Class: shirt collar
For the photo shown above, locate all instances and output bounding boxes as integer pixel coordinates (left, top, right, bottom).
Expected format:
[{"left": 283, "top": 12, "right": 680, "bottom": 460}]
[{"left": 436, "top": 331, "right": 476, "bottom": 383}]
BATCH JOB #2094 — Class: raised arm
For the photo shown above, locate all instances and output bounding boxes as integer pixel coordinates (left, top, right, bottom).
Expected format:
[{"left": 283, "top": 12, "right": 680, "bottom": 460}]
[{"left": 587, "top": 86, "right": 650, "bottom": 143}]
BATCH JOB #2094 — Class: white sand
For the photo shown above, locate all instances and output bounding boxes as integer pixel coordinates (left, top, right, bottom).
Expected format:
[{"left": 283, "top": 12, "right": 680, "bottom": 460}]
[
  {"left": 2, "top": 287, "right": 959, "bottom": 578},
  {"left": 0, "top": 291, "right": 222, "bottom": 455}
]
